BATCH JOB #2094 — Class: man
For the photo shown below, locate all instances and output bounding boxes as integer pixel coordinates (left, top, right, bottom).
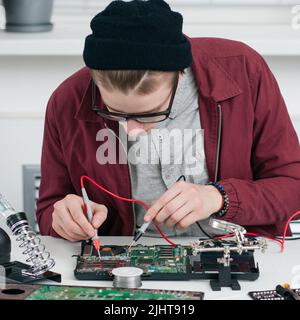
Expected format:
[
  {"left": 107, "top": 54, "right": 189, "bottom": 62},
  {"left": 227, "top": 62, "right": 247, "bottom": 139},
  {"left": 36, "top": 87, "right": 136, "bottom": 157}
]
[{"left": 36, "top": 0, "right": 300, "bottom": 242}]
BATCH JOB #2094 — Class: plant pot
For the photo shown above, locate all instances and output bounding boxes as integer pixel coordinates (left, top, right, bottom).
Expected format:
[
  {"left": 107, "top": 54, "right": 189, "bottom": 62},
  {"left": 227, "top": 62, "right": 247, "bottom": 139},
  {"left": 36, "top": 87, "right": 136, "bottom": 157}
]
[{"left": 3, "top": 0, "right": 54, "bottom": 32}]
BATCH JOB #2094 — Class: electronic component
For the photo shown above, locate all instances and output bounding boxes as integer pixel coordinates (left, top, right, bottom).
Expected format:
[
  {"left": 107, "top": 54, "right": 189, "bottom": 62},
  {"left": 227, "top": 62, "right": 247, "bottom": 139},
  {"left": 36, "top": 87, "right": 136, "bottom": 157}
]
[
  {"left": 0, "top": 284, "right": 204, "bottom": 300},
  {"left": 276, "top": 284, "right": 300, "bottom": 300},
  {"left": 249, "top": 287, "right": 300, "bottom": 301},
  {"left": 74, "top": 241, "right": 260, "bottom": 284},
  {"left": 75, "top": 221, "right": 265, "bottom": 291},
  {"left": 75, "top": 243, "right": 188, "bottom": 279}
]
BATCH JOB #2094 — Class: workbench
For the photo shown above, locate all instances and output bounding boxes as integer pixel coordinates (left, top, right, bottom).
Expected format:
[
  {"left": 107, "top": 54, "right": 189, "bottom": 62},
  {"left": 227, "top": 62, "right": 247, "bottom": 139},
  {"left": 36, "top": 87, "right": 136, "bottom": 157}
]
[{"left": 10, "top": 236, "right": 300, "bottom": 300}]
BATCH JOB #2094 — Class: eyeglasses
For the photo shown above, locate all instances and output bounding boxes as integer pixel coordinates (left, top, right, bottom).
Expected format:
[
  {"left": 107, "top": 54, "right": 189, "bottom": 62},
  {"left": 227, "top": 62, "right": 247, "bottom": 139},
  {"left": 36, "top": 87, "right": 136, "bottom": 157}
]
[{"left": 91, "top": 73, "right": 179, "bottom": 124}]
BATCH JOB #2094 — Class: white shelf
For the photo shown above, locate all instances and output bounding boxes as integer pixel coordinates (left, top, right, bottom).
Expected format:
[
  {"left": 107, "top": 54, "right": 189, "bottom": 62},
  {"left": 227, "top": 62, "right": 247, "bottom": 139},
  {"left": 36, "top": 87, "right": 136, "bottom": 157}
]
[
  {"left": 0, "top": 19, "right": 90, "bottom": 56},
  {"left": 0, "top": 21, "right": 299, "bottom": 56},
  {"left": 185, "top": 24, "right": 300, "bottom": 56}
]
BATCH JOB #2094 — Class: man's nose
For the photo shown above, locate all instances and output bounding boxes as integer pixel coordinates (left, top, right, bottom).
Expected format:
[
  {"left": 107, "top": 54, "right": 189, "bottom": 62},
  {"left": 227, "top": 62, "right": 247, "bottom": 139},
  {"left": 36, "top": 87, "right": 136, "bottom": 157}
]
[{"left": 121, "top": 120, "right": 147, "bottom": 136}]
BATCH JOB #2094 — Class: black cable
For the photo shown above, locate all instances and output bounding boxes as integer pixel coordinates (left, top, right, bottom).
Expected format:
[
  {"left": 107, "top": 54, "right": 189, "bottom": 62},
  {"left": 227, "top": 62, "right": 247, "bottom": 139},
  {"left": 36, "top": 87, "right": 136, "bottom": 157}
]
[
  {"left": 277, "top": 237, "right": 300, "bottom": 241},
  {"left": 176, "top": 175, "right": 214, "bottom": 239},
  {"left": 196, "top": 221, "right": 214, "bottom": 239},
  {"left": 176, "top": 175, "right": 186, "bottom": 182}
]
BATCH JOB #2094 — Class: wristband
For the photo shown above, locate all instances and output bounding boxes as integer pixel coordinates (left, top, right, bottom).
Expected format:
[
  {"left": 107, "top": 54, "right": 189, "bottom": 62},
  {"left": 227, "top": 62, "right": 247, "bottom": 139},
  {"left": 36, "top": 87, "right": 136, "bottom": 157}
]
[{"left": 206, "top": 181, "right": 229, "bottom": 217}]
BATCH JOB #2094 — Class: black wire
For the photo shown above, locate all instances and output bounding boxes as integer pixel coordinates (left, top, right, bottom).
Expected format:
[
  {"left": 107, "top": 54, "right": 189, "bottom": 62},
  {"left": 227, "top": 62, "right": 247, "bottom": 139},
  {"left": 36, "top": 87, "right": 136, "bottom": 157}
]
[
  {"left": 176, "top": 175, "right": 186, "bottom": 182},
  {"left": 277, "top": 237, "right": 300, "bottom": 241},
  {"left": 196, "top": 221, "right": 214, "bottom": 239},
  {"left": 176, "top": 175, "right": 214, "bottom": 239}
]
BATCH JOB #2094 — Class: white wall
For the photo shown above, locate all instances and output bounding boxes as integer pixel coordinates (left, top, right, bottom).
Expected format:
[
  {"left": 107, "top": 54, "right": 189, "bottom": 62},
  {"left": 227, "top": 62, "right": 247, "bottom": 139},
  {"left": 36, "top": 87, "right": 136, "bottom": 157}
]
[{"left": 0, "top": 56, "right": 83, "bottom": 211}]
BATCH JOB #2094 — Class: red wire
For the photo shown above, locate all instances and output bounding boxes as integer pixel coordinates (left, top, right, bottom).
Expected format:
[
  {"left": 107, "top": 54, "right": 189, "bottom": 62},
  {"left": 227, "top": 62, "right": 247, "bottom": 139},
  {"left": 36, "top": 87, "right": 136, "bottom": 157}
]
[
  {"left": 280, "top": 210, "right": 300, "bottom": 251},
  {"left": 80, "top": 175, "right": 177, "bottom": 246},
  {"left": 81, "top": 175, "right": 300, "bottom": 252},
  {"left": 215, "top": 211, "right": 300, "bottom": 252},
  {"left": 245, "top": 232, "right": 283, "bottom": 246}
]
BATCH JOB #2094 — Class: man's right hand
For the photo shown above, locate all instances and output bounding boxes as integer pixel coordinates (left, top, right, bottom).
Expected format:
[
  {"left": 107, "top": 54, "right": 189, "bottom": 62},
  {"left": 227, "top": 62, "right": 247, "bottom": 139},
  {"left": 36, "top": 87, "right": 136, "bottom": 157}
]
[{"left": 52, "top": 194, "right": 108, "bottom": 242}]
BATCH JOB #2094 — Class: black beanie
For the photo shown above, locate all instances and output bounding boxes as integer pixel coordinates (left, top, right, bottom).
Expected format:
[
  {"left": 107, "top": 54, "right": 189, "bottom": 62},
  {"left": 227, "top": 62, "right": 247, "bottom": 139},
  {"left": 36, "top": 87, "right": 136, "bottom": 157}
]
[{"left": 83, "top": 0, "right": 192, "bottom": 71}]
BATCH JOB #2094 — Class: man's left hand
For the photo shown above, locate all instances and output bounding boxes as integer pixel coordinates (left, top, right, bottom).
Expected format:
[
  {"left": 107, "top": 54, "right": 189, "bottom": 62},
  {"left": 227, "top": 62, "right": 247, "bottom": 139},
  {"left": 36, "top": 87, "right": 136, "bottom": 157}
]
[{"left": 144, "top": 181, "right": 223, "bottom": 230}]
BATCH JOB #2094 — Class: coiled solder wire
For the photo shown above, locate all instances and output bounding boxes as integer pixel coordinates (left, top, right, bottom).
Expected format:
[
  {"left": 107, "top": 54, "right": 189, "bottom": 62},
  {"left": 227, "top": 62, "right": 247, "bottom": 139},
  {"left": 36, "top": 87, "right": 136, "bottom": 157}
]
[{"left": 112, "top": 267, "right": 143, "bottom": 289}]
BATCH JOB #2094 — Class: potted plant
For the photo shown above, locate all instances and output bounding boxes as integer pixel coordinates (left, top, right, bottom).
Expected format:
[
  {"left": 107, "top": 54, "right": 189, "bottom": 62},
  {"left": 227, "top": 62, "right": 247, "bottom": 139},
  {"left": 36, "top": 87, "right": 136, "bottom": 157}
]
[{"left": 3, "top": 0, "right": 54, "bottom": 32}]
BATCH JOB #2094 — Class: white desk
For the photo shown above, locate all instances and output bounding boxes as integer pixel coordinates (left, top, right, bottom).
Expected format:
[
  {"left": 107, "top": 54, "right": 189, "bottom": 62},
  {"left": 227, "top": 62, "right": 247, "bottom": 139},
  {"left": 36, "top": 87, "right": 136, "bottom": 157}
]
[{"left": 10, "top": 236, "right": 300, "bottom": 300}]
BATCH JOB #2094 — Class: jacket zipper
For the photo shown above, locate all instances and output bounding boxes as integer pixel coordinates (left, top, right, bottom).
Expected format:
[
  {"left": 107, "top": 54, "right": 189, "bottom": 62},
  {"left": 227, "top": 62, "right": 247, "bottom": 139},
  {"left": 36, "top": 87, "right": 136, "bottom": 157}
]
[
  {"left": 127, "top": 153, "right": 137, "bottom": 236},
  {"left": 214, "top": 103, "right": 222, "bottom": 183},
  {"left": 103, "top": 123, "right": 136, "bottom": 236}
]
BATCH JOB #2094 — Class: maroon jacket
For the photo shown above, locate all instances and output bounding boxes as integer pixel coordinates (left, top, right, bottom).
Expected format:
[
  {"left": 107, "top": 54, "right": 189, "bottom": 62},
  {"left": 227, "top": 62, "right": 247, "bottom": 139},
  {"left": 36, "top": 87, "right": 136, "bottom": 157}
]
[{"left": 36, "top": 37, "right": 300, "bottom": 237}]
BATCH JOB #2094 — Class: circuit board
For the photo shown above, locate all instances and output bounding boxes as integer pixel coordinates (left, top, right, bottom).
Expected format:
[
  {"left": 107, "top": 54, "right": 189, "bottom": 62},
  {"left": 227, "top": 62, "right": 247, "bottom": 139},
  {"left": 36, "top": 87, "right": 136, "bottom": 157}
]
[
  {"left": 75, "top": 243, "right": 189, "bottom": 280},
  {"left": 249, "top": 288, "right": 300, "bottom": 300},
  {"left": 0, "top": 284, "right": 204, "bottom": 300},
  {"left": 74, "top": 241, "right": 260, "bottom": 281}
]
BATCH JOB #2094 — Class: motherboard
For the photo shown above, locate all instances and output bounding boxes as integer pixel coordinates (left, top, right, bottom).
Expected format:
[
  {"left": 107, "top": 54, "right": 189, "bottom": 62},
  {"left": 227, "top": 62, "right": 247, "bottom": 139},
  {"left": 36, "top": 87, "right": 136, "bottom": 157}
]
[
  {"left": 75, "top": 243, "right": 189, "bottom": 280},
  {"left": 74, "top": 241, "right": 260, "bottom": 282},
  {"left": 0, "top": 284, "right": 203, "bottom": 300}
]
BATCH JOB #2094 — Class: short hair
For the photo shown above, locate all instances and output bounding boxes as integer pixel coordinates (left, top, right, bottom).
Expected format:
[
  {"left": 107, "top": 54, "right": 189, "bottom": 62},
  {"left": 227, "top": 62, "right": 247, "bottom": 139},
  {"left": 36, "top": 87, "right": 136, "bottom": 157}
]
[{"left": 90, "top": 69, "right": 183, "bottom": 95}]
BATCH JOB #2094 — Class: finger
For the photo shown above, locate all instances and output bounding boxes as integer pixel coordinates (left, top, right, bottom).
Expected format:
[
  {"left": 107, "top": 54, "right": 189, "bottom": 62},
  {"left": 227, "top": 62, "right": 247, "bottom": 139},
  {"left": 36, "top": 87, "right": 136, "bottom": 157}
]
[
  {"left": 56, "top": 208, "right": 92, "bottom": 240},
  {"left": 52, "top": 219, "right": 69, "bottom": 240},
  {"left": 53, "top": 220, "right": 81, "bottom": 242},
  {"left": 91, "top": 203, "right": 108, "bottom": 229},
  {"left": 66, "top": 197, "right": 96, "bottom": 237},
  {"left": 60, "top": 226, "right": 82, "bottom": 242},
  {"left": 153, "top": 192, "right": 188, "bottom": 224},
  {"left": 175, "top": 211, "right": 200, "bottom": 230},
  {"left": 164, "top": 202, "right": 194, "bottom": 229},
  {"left": 145, "top": 182, "right": 184, "bottom": 222}
]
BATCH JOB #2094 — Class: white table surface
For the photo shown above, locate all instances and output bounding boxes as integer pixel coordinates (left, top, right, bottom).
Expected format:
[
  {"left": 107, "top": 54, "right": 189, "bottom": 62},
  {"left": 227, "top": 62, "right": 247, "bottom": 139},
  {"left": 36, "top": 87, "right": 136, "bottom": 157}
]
[{"left": 10, "top": 235, "right": 300, "bottom": 300}]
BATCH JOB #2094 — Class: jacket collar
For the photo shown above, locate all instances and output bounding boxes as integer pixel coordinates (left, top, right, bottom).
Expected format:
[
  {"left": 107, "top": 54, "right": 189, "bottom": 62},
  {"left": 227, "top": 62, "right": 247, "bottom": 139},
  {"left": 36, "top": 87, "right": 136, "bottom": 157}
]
[
  {"left": 75, "top": 37, "right": 243, "bottom": 122},
  {"left": 186, "top": 35, "right": 243, "bottom": 102},
  {"left": 75, "top": 77, "right": 103, "bottom": 123}
]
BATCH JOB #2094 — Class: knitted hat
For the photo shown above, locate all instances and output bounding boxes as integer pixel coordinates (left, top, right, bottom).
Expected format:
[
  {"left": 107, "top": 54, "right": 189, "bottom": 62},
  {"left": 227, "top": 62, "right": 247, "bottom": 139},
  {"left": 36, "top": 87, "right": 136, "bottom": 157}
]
[{"left": 83, "top": 0, "right": 192, "bottom": 71}]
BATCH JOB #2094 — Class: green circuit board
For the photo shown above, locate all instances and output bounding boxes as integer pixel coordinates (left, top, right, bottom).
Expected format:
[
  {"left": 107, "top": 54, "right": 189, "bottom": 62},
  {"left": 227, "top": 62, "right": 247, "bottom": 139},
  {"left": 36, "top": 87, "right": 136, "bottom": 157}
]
[
  {"left": 0, "top": 284, "right": 203, "bottom": 300},
  {"left": 75, "top": 244, "right": 188, "bottom": 277},
  {"left": 129, "top": 245, "right": 186, "bottom": 273},
  {"left": 27, "top": 286, "right": 202, "bottom": 300},
  {"left": 74, "top": 242, "right": 260, "bottom": 282}
]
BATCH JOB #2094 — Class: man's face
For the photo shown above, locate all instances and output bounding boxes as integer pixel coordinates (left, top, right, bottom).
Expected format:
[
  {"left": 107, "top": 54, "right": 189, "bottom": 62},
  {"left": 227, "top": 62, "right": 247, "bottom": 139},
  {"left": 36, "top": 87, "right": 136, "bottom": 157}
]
[{"left": 96, "top": 74, "right": 182, "bottom": 137}]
